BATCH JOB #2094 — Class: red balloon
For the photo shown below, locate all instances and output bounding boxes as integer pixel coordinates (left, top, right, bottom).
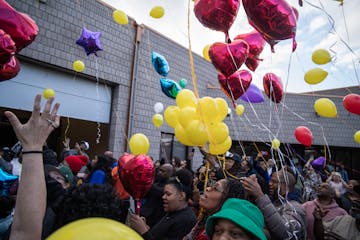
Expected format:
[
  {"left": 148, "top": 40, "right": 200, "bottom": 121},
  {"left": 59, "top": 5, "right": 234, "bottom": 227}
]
[
  {"left": 294, "top": 126, "right": 312, "bottom": 147},
  {"left": 234, "top": 30, "right": 265, "bottom": 71},
  {"left": 194, "top": 0, "right": 240, "bottom": 41},
  {"left": 0, "top": 0, "right": 39, "bottom": 52},
  {"left": 209, "top": 40, "right": 249, "bottom": 77},
  {"left": 118, "top": 152, "right": 134, "bottom": 170},
  {"left": 119, "top": 154, "right": 154, "bottom": 200},
  {"left": 242, "top": 0, "right": 298, "bottom": 52},
  {"left": 263, "top": 73, "right": 283, "bottom": 103},
  {"left": 343, "top": 93, "right": 360, "bottom": 116},
  {"left": 0, "top": 55, "right": 20, "bottom": 81},
  {"left": 218, "top": 69, "right": 252, "bottom": 107},
  {"left": 0, "top": 29, "right": 16, "bottom": 65}
]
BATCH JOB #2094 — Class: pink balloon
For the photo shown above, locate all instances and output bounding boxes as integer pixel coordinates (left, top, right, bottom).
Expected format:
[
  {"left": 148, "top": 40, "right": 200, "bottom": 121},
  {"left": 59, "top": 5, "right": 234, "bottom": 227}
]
[
  {"left": 343, "top": 93, "right": 360, "bottom": 116},
  {"left": 263, "top": 73, "right": 283, "bottom": 103},
  {"left": 0, "top": 55, "right": 20, "bottom": 81},
  {"left": 209, "top": 40, "right": 249, "bottom": 77},
  {"left": 218, "top": 69, "right": 252, "bottom": 107},
  {"left": 294, "top": 126, "right": 312, "bottom": 147},
  {"left": 242, "top": 0, "right": 298, "bottom": 52},
  {"left": 0, "top": 29, "right": 16, "bottom": 65},
  {"left": 0, "top": 0, "right": 39, "bottom": 52},
  {"left": 194, "top": 0, "right": 240, "bottom": 41},
  {"left": 119, "top": 154, "right": 155, "bottom": 200},
  {"left": 234, "top": 30, "right": 265, "bottom": 71}
]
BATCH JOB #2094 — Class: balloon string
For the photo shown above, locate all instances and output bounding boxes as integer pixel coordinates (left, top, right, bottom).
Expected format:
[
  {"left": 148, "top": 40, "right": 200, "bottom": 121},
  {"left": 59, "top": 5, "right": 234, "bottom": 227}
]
[
  {"left": 64, "top": 117, "right": 70, "bottom": 140},
  {"left": 187, "top": 0, "right": 199, "bottom": 98},
  {"left": 95, "top": 57, "right": 101, "bottom": 144}
]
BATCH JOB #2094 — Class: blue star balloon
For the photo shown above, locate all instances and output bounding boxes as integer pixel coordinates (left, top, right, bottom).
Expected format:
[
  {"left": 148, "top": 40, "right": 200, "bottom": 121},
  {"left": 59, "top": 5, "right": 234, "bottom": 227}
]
[
  {"left": 160, "top": 78, "right": 181, "bottom": 99},
  {"left": 152, "top": 51, "right": 169, "bottom": 77},
  {"left": 76, "top": 27, "right": 102, "bottom": 56}
]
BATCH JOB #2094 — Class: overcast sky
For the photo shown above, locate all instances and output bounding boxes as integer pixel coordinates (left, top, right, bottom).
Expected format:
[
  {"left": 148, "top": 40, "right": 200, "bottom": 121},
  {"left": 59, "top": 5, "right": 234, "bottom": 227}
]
[{"left": 101, "top": 0, "right": 359, "bottom": 93}]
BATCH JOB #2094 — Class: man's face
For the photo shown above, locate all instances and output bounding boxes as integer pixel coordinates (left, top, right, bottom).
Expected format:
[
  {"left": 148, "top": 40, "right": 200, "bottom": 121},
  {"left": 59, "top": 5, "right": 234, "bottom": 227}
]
[
  {"left": 269, "top": 173, "right": 286, "bottom": 197},
  {"left": 317, "top": 183, "right": 334, "bottom": 199}
]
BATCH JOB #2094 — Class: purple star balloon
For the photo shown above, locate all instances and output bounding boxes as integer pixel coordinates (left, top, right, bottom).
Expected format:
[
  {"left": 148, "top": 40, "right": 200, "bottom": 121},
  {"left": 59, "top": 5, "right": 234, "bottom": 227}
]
[{"left": 76, "top": 27, "right": 102, "bottom": 56}]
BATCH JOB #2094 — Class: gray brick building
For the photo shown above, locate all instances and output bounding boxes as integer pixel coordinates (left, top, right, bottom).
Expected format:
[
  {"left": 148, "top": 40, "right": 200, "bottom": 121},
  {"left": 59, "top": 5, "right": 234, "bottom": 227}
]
[{"left": 1, "top": 0, "right": 359, "bottom": 177}]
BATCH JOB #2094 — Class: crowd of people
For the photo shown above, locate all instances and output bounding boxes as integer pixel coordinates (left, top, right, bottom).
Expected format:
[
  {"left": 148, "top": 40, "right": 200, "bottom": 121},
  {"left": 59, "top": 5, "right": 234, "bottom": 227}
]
[{"left": 0, "top": 94, "right": 359, "bottom": 240}]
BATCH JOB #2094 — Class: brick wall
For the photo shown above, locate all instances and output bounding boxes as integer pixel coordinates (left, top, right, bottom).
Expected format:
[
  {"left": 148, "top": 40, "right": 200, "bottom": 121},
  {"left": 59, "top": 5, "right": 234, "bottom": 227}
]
[{"left": 6, "top": 0, "right": 360, "bottom": 160}]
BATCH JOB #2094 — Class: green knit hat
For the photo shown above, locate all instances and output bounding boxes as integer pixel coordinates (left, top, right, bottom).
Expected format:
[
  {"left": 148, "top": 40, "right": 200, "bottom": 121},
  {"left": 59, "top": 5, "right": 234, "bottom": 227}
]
[{"left": 205, "top": 198, "right": 266, "bottom": 240}]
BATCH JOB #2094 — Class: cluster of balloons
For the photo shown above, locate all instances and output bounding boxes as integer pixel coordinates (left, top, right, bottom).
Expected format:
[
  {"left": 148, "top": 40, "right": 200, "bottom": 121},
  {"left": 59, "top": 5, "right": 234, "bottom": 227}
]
[
  {"left": 164, "top": 89, "right": 232, "bottom": 155},
  {"left": 194, "top": 0, "right": 298, "bottom": 52},
  {"left": 48, "top": 218, "right": 143, "bottom": 240},
  {"left": 0, "top": 0, "right": 39, "bottom": 81},
  {"left": 152, "top": 102, "right": 164, "bottom": 128},
  {"left": 304, "top": 49, "right": 331, "bottom": 85}
]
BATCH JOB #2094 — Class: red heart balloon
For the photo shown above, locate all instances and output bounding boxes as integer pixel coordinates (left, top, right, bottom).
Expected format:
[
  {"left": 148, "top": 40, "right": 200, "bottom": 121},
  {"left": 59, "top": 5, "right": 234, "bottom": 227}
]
[
  {"left": 343, "top": 93, "right": 360, "bottom": 116},
  {"left": 117, "top": 152, "right": 134, "bottom": 170},
  {"left": 119, "top": 154, "right": 154, "bottom": 200},
  {"left": 0, "top": 55, "right": 20, "bottom": 81},
  {"left": 209, "top": 40, "right": 249, "bottom": 77},
  {"left": 0, "top": 29, "right": 16, "bottom": 65},
  {"left": 263, "top": 73, "right": 283, "bottom": 103},
  {"left": 194, "top": 0, "right": 240, "bottom": 40},
  {"left": 242, "top": 0, "right": 298, "bottom": 52},
  {"left": 234, "top": 31, "right": 265, "bottom": 71},
  {"left": 218, "top": 70, "right": 252, "bottom": 107},
  {"left": 294, "top": 126, "right": 312, "bottom": 147},
  {"left": 0, "top": 0, "right": 39, "bottom": 52}
]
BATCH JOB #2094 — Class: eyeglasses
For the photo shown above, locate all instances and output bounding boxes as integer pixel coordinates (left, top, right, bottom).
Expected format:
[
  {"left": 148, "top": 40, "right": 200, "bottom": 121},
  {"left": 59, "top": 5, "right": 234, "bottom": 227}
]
[{"left": 269, "top": 179, "right": 285, "bottom": 184}]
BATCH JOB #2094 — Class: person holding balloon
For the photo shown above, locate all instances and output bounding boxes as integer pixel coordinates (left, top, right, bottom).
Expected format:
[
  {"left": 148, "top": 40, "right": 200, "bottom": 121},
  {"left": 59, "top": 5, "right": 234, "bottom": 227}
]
[{"left": 129, "top": 169, "right": 197, "bottom": 240}]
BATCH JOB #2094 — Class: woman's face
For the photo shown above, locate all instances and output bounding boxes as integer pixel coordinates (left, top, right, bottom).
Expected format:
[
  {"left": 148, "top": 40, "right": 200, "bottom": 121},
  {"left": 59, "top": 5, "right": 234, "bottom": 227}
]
[
  {"left": 212, "top": 219, "right": 253, "bottom": 240},
  {"left": 225, "top": 159, "right": 235, "bottom": 170},
  {"left": 162, "top": 184, "right": 185, "bottom": 213},
  {"left": 199, "top": 179, "right": 227, "bottom": 211}
]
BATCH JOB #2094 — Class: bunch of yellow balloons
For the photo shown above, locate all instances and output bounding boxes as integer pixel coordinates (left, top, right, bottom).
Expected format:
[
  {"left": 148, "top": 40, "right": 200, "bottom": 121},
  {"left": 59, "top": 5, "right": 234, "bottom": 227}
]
[{"left": 164, "top": 89, "right": 232, "bottom": 155}]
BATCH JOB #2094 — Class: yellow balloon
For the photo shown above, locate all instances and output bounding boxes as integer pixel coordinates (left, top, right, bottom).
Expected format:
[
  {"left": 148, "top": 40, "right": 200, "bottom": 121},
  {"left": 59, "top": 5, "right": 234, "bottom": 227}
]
[
  {"left": 48, "top": 218, "right": 143, "bottom": 240},
  {"left": 354, "top": 130, "right": 360, "bottom": 144},
  {"left": 179, "top": 107, "right": 199, "bottom": 128},
  {"left": 164, "top": 106, "right": 180, "bottom": 128},
  {"left": 197, "top": 97, "right": 218, "bottom": 124},
  {"left": 235, "top": 104, "right": 245, "bottom": 115},
  {"left": 176, "top": 89, "right": 197, "bottom": 109},
  {"left": 314, "top": 98, "right": 337, "bottom": 118},
  {"left": 208, "top": 136, "right": 232, "bottom": 155},
  {"left": 150, "top": 6, "right": 165, "bottom": 19},
  {"left": 73, "top": 60, "right": 85, "bottom": 72},
  {"left": 272, "top": 138, "right": 281, "bottom": 149},
  {"left": 175, "top": 124, "right": 194, "bottom": 146},
  {"left": 152, "top": 113, "right": 163, "bottom": 128},
  {"left": 113, "top": 9, "right": 128, "bottom": 25},
  {"left": 312, "top": 49, "right": 331, "bottom": 65},
  {"left": 129, "top": 133, "right": 150, "bottom": 155},
  {"left": 214, "top": 98, "right": 228, "bottom": 122},
  {"left": 207, "top": 122, "right": 229, "bottom": 144},
  {"left": 43, "top": 88, "right": 55, "bottom": 99},
  {"left": 185, "top": 120, "right": 208, "bottom": 146},
  {"left": 304, "top": 68, "right": 328, "bottom": 85},
  {"left": 203, "top": 44, "right": 211, "bottom": 62}
]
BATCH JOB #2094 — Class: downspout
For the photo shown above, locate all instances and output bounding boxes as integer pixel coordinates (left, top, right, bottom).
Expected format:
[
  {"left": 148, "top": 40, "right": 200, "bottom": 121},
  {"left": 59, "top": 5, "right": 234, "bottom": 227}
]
[{"left": 125, "top": 23, "right": 144, "bottom": 152}]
